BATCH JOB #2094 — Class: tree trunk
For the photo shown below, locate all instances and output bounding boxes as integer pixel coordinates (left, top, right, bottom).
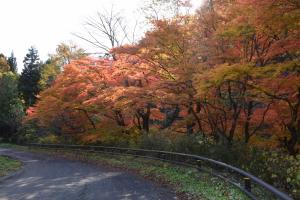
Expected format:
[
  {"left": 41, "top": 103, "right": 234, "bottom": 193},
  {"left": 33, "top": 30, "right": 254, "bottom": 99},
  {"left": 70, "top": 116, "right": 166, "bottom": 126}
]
[
  {"left": 137, "top": 104, "right": 151, "bottom": 133},
  {"left": 186, "top": 102, "right": 195, "bottom": 135},
  {"left": 244, "top": 101, "right": 254, "bottom": 143},
  {"left": 285, "top": 124, "right": 299, "bottom": 155},
  {"left": 114, "top": 110, "right": 126, "bottom": 126}
]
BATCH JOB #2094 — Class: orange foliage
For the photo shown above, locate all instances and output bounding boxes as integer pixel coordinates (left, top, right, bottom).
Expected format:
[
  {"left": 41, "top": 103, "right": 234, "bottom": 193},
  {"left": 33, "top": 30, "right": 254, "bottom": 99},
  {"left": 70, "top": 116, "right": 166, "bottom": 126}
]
[{"left": 27, "top": 0, "right": 300, "bottom": 154}]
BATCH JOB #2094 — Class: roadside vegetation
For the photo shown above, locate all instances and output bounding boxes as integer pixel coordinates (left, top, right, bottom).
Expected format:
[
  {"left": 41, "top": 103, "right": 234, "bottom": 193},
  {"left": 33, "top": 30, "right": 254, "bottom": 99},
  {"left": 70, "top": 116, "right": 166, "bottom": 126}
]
[{"left": 0, "top": 155, "right": 21, "bottom": 177}]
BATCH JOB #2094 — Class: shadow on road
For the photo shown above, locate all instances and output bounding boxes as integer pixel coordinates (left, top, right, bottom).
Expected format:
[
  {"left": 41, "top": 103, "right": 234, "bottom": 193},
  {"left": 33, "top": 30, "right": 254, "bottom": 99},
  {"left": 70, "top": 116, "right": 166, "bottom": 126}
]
[{"left": 0, "top": 148, "right": 176, "bottom": 200}]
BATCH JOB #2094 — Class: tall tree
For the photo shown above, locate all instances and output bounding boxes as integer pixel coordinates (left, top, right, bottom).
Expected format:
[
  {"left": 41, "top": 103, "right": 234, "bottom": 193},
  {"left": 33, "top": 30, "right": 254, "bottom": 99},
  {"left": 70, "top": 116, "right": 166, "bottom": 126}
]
[
  {"left": 74, "top": 6, "right": 139, "bottom": 60},
  {"left": 7, "top": 51, "right": 17, "bottom": 73},
  {"left": 141, "top": 0, "right": 192, "bottom": 20},
  {"left": 19, "top": 47, "right": 41, "bottom": 107},
  {"left": 0, "top": 72, "right": 24, "bottom": 141},
  {"left": 39, "top": 59, "right": 61, "bottom": 90},
  {"left": 39, "top": 43, "right": 85, "bottom": 90},
  {"left": 73, "top": 7, "right": 127, "bottom": 53},
  {"left": 53, "top": 42, "right": 86, "bottom": 65}
]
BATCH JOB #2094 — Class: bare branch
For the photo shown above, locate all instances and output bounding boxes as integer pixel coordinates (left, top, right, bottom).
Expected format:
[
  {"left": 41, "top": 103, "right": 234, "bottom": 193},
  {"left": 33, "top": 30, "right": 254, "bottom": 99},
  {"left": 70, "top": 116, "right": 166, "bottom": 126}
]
[{"left": 74, "top": 6, "right": 138, "bottom": 55}]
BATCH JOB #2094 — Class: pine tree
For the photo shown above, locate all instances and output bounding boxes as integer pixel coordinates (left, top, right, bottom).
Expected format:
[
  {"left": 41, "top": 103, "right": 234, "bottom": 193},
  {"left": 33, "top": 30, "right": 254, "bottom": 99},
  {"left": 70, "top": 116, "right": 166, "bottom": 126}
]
[
  {"left": 7, "top": 51, "right": 17, "bottom": 73},
  {"left": 19, "top": 47, "right": 41, "bottom": 107}
]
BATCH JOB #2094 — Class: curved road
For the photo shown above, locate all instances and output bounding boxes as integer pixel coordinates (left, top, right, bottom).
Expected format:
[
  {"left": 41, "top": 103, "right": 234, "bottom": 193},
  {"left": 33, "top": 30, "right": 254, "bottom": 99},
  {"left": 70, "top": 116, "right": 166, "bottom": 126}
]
[{"left": 0, "top": 148, "right": 177, "bottom": 200}]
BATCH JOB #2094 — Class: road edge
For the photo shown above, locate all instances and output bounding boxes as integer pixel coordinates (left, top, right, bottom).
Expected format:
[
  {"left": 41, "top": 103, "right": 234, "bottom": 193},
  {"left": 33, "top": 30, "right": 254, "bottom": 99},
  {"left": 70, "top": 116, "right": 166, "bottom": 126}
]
[{"left": 0, "top": 155, "right": 25, "bottom": 183}]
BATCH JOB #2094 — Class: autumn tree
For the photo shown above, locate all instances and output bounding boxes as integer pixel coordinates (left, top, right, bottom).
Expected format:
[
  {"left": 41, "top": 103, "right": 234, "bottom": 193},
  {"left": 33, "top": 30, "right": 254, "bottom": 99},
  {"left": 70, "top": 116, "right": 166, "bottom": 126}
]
[
  {"left": 199, "top": 0, "right": 300, "bottom": 66},
  {"left": 195, "top": 64, "right": 275, "bottom": 145},
  {"left": 39, "top": 43, "right": 85, "bottom": 90},
  {"left": 115, "top": 15, "right": 206, "bottom": 134},
  {"left": 74, "top": 6, "right": 137, "bottom": 60},
  {"left": 53, "top": 42, "right": 86, "bottom": 65},
  {"left": 0, "top": 54, "right": 10, "bottom": 72},
  {"left": 24, "top": 0, "right": 300, "bottom": 155},
  {"left": 141, "top": 0, "right": 192, "bottom": 20},
  {"left": 250, "top": 61, "right": 300, "bottom": 155},
  {"left": 39, "top": 59, "right": 61, "bottom": 90}
]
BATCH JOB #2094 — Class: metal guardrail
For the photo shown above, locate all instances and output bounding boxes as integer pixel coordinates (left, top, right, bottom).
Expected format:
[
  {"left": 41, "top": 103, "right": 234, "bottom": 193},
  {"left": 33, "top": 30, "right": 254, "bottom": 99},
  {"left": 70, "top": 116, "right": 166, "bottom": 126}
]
[{"left": 27, "top": 143, "right": 293, "bottom": 200}]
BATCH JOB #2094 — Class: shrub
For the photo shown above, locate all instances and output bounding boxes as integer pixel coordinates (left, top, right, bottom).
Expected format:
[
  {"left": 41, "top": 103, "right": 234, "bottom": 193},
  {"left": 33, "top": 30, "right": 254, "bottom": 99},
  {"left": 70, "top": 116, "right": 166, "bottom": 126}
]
[
  {"left": 38, "top": 134, "right": 60, "bottom": 144},
  {"left": 137, "top": 131, "right": 172, "bottom": 151},
  {"left": 13, "top": 120, "right": 40, "bottom": 144},
  {"left": 245, "top": 151, "right": 300, "bottom": 199},
  {"left": 79, "top": 126, "right": 142, "bottom": 147},
  {"left": 171, "top": 134, "right": 209, "bottom": 154}
]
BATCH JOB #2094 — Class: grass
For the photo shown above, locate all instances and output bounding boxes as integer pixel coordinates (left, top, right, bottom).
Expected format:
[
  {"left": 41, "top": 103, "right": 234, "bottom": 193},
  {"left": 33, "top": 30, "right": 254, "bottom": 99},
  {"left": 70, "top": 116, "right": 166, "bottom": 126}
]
[
  {"left": 0, "top": 155, "right": 21, "bottom": 177},
  {"left": 0, "top": 143, "right": 25, "bottom": 149},
  {"left": 0, "top": 143, "right": 249, "bottom": 199}
]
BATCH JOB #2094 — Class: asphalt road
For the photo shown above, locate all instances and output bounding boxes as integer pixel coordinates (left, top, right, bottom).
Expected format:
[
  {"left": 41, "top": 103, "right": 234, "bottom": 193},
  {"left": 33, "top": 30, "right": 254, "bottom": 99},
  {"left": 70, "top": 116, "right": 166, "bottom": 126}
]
[{"left": 0, "top": 148, "right": 177, "bottom": 200}]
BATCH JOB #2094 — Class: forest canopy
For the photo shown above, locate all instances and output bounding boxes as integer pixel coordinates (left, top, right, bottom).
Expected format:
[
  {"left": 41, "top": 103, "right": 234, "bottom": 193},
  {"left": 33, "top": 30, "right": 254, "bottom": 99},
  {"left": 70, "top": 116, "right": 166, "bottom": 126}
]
[{"left": 26, "top": 0, "right": 300, "bottom": 155}]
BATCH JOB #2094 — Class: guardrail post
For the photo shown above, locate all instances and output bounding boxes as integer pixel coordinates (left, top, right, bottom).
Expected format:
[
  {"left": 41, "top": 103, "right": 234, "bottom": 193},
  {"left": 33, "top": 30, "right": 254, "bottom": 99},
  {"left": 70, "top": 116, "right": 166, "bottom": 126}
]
[{"left": 244, "top": 177, "right": 251, "bottom": 192}]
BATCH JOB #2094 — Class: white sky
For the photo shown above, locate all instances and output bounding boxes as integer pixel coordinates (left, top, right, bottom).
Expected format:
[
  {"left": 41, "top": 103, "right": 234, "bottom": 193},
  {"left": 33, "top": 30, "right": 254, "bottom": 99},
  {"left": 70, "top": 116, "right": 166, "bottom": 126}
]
[{"left": 0, "top": 0, "right": 203, "bottom": 72}]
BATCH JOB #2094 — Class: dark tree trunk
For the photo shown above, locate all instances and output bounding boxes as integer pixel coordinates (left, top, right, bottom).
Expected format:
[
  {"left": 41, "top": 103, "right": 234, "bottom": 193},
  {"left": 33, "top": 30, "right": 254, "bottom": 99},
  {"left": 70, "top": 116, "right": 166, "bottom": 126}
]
[
  {"left": 134, "top": 114, "right": 142, "bottom": 130},
  {"left": 186, "top": 101, "right": 195, "bottom": 135},
  {"left": 137, "top": 104, "right": 151, "bottom": 133},
  {"left": 160, "top": 105, "right": 180, "bottom": 129},
  {"left": 284, "top": 124, "right": 298, "bottom": 155},
  {"left": 285, "top": 87, "right": 300, "bottom": 155},
  {"left": 75, "top": 108, "right": 96, "bottom": 129},
  {"left": 142, "top": 115, "right": 150, "bottom": 132},
  {"left": 244, "top": 101, "right": 254, "bottom": 143},
  {"left": 114, "top": 110, "right": 126, "bottom": 126}
]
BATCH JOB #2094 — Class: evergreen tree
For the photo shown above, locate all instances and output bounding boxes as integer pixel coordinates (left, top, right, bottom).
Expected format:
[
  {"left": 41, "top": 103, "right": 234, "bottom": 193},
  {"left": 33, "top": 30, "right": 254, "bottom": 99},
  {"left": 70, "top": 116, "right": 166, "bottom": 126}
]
[
  {"left": 19, "top": 47, "right": 41, "bottom": 107},
  {"left": 7, "top": 51, "right": 17, "bottom": 73},
  {"left": 0, "top": 72, "right": 24, "bottom": 141}
]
